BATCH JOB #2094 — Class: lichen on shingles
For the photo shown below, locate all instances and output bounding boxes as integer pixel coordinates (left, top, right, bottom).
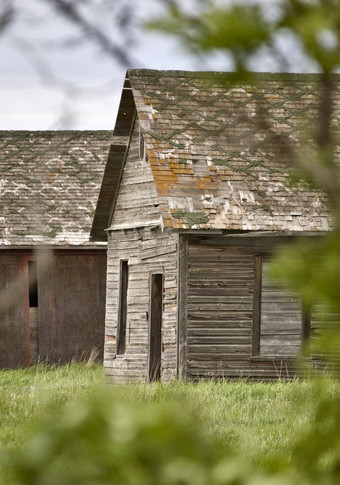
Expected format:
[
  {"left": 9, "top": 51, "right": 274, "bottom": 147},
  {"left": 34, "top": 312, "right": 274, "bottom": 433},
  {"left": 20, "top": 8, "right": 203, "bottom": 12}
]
[
  {"left": 128, "top": 69, "right": 332, "bottom": 232},
  {"left": 0, "top": 131, "right": 126, "bottom": 246},
  {"left": 172, "top": 210, "right": 209, "bottom": 227}
]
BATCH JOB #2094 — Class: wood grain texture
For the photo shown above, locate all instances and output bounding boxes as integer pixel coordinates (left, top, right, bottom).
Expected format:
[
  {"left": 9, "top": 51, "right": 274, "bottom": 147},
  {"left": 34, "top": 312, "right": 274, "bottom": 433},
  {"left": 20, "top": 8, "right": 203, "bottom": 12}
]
[
  {"left": 186, "top": 238, "right": 254, "bottom": 378},
  {"left": 0, "top": 253, "right": 28, "bottom": 368},
  {"left": 185, "top": 236, "right": 300, "bottom": 380},
  {"left": 109, "top": 119, "right": 161, "bottom": 231},
  {"left": 177, "top": 234, "right": 188, "bottom": 379},
  {"left": 104, "top": 227, "right": 178, "bottom": 383},
  {"left": 39, "top": 251, "right": 106, "bottom": 363},
  {"left": 260, "top": 261, "right": 302, "bottom": 357}
]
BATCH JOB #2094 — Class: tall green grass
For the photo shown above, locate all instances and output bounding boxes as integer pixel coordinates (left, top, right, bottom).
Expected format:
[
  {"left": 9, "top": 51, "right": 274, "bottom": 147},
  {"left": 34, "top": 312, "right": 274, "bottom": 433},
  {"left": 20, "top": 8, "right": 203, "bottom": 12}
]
[
  {"left": 0, "top": 362, "right": 103, "bottom": 448},
  {"left": 1, "top": 364, "right": 339, "bottom": 483}
]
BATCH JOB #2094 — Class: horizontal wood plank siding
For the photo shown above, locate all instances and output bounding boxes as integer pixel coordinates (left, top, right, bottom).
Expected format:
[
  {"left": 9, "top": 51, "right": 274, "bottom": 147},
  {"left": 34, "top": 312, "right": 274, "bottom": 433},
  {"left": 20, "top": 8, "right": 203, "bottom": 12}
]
[
  {"left": 186, "top": 236, "right": 297, "bottom": 380},
  {"left": 110, "top": 119, "right": 161, "bottom": 231},
  {"left": 104, "top": 228, "right": 178, "bottom": 383},
  {"left": 260, "top": 261, "right": 302, "bottom": 357}
]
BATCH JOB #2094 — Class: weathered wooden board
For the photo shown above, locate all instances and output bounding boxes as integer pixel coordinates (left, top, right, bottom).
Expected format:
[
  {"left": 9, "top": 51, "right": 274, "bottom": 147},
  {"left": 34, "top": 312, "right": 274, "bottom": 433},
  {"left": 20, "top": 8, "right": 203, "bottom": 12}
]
[
  {"left": 0, "top": 253, "right": 28, "bottom": 368},
  {"left": 104, "top": 227, "right": 178, "bottom": 383},
  {"left": 110, "top": 119, "right": 161, "bottom": 231},
  {"left": 185, "top": 235, "right": 301, "bottom": 380},
  {"left": 186, "top": 238, "right": 254, "bottom": 378},
  {"left": 260, "top": 261, "right": 302, "bottom": 357},
  {"left": 38, "top": 250, "right": 106, "bottom": 363}
]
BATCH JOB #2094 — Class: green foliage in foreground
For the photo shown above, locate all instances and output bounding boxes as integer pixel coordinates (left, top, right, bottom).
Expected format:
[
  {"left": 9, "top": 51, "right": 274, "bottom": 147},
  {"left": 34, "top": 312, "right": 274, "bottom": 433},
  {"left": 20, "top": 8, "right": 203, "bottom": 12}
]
[{"left": 0, "top": 364, "right": 340, "bottom": 484}]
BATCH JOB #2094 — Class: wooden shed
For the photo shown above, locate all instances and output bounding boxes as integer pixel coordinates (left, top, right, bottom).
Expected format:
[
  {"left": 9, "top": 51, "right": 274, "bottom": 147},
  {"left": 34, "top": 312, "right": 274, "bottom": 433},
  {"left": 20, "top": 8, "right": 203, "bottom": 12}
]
[
  {"left": 91, "top": 70, "right": 334, "bottom": 382},
  {"left": 0, "top": 130, "right": 125, "bottom": 368}
]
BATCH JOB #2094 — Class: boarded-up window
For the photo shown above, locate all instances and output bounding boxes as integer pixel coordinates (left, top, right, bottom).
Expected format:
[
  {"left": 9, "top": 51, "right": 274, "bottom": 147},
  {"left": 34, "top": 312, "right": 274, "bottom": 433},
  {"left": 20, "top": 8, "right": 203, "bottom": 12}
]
[
  {"left": 259, "top": 261, "right": 302, "bottom": 357},
  {"left": 117, "top": 260, "right": 128, "bottom": 355}
]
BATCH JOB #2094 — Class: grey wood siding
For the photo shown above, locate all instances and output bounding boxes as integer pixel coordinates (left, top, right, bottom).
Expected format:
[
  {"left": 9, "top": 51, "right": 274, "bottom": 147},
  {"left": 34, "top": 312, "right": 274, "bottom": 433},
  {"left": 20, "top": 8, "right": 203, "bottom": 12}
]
[
  {"left": 186, "top": 236, "right": 297, "bottom": 380},
  {"left": 104, "top": 228, "right": 178, "bottom": 383},
  {"left": 105, "top": 112, "right": 178, "bottom": 383},
  {"left": 187, "top": 240, "right": 254, "bottom": 378},
  {"left": 109, "top": 118, "right": 161, "bottom": 231},
  {"left": 260, "top": 261, "right": 302, "bottom": 357}
]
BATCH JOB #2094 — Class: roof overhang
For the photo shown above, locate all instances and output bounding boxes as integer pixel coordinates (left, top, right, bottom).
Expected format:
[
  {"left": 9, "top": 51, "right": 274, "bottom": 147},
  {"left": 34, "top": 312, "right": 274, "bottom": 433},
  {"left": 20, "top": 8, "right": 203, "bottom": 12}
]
[
  {"left": 90, "top": 72, "right": 136, "bottom": 241},
  {"left": 90, "top": 143, "right": 128, "bottom": 241}
]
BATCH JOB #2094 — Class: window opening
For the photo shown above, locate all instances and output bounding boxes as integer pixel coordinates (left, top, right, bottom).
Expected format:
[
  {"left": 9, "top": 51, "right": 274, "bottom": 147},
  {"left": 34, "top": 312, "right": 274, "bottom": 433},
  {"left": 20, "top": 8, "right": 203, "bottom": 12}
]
[
  {"left": 139, "top": 130, "right": 145, "bottom": 160},
  {"left": 117, "top": 260, "right": 128, "bottom": 355}
]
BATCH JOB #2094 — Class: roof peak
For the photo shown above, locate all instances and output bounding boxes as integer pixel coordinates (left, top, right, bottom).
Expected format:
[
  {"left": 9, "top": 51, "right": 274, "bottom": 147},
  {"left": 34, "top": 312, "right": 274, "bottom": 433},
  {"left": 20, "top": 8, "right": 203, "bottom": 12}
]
[{"left": 128, "top": 69, "right": 340, "bottom": 81}]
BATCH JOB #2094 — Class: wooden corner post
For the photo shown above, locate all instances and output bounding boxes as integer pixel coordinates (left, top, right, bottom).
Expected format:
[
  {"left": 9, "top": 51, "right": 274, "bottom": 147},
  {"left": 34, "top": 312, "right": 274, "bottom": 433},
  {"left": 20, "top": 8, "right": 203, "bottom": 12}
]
[{"left": 177, "top": 234, "right": 188, "bottom": 379}]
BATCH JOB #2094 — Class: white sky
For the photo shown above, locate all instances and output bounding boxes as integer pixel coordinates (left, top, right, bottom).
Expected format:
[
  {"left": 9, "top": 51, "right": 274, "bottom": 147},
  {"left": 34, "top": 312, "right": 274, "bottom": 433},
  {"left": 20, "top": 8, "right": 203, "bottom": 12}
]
[
  {"left": 0, "top": 0, "right": 317, "bottom": 131},
  {"left": 0, "top": 0, "right": 227, "bottom": 131}
]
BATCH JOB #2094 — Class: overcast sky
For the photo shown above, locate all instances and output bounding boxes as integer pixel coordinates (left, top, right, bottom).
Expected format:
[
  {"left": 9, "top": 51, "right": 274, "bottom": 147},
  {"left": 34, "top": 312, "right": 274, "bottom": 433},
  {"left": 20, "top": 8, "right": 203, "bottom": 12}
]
[
  {"left": 1, "top": 0, "right": 318, "bottom": 131},
  {"left": 0, "top": 0, "right": 227, "bottom": 131}
]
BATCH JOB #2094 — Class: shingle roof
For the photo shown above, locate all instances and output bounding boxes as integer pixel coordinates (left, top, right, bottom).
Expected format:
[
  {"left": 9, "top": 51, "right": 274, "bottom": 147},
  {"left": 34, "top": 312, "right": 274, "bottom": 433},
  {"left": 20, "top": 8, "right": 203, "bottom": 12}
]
[
  {"left": 127, "top": 69, "right": 334, "bottom": 232},
  {"left": 0, "top": 131, "right": 124, "bottom": 246}
]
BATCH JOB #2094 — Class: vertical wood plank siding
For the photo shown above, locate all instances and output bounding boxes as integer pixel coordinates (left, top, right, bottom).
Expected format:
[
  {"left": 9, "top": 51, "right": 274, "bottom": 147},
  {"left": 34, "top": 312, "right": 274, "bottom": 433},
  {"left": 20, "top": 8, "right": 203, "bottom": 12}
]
[
  {"left": 0, "top": 249, "right": 106, "bottom": 368},
  {"left": 38, "top": 251, "right": 106, "bottom": 363},
  {"left": 186, "top": 237, "right": 297, "bottom": 380},
  {"left": 0, "top": 253, "right": 28, "bottom": 368}
]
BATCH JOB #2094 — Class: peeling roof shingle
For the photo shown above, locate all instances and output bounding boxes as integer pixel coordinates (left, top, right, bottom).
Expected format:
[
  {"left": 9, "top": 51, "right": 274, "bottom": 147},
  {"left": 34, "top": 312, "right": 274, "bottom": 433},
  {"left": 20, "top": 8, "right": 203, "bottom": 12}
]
[
  {"left": 0, "top": 131, "right": 123, "bottom": 246},
  {"left": 128, "top": 70, "right": 334, "bottom": 232}
]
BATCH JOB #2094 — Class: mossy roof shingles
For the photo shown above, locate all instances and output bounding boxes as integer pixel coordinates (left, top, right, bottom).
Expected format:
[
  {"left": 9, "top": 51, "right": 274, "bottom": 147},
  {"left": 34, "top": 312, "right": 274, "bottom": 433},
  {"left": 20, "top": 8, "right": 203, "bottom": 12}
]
[
  {"left": 128, "top": 69, "right": 334, "bottom": 232},
  {"left": 0, "top": 130, "right": 121, "bottom": 246}
]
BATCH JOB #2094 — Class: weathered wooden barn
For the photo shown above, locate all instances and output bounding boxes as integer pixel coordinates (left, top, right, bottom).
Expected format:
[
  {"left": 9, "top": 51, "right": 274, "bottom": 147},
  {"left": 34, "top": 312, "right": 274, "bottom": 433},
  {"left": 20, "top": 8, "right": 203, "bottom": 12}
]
[
  {"left": 0, "top": 130, "right": 125, "bottom": 368},
  {"left": 91, "top": 70, "right": 334, "bottom": 382}
]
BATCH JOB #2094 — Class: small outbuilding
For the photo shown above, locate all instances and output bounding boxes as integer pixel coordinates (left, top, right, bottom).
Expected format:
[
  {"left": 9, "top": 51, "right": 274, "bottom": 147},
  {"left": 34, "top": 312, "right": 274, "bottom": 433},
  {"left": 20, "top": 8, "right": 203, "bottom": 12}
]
[
  {"left": 92, "top": 70, "right": 334, "bottom": 382},
  {"left": 0, "top": 130, "right": 125, "bottom": 368}
]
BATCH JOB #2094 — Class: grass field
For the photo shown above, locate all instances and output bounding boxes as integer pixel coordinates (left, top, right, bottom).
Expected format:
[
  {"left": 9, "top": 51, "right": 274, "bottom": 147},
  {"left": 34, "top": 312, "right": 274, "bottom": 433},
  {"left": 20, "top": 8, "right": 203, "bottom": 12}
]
[{"left": 0, "top": 363, "right": 339, "bottom": 483}]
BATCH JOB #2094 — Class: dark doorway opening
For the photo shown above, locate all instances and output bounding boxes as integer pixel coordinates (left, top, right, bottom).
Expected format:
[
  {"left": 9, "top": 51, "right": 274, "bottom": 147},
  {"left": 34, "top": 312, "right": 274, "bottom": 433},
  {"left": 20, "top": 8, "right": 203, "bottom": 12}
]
[
  {"left": 117, "top": 260, "right": 128, "bottom": 355},
  {"left": 28, "top": 261, "right": 38, "bottom": 307},
  {"left": 27, "top": 260, "right": 39, "bottom": 365},
  {"left": 149, "top": 273, "right": 163, "bottom": 382}
]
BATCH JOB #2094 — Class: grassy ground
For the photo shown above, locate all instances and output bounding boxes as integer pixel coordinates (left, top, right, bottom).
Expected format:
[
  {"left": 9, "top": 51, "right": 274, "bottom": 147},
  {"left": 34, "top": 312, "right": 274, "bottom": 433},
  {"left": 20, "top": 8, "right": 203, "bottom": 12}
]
[
  {"left": 0, "top": 362, "right": 103, "bottom": 449},
  {"left": 0, "top": 363, "right": 338, "bottom": 482}
]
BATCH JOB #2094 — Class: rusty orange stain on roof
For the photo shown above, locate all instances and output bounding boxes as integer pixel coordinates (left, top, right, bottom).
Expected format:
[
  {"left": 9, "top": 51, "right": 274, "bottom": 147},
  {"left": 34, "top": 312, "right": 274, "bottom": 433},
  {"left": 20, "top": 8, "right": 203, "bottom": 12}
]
[{"left": 195, "top": 174, "right": 220, "bottom": 189}]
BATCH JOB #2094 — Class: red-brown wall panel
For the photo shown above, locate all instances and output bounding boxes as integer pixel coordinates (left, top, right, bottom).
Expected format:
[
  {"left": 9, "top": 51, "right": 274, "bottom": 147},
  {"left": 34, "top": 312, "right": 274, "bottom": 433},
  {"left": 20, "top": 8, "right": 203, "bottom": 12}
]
[
  {"left": 0, "top": 253, "right": 29, "bottom": 368},
  {"left": 38, "top": 251, "right": 106, "bottom": 363}
]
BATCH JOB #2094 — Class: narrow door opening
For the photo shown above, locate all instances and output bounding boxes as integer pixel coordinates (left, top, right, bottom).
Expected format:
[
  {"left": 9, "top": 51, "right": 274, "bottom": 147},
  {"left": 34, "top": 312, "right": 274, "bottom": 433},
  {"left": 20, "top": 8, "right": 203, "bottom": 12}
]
[
  {"left": 149, "top": 273, "right": 163, "bottom": 382},
  {"left": 28, "top": 261, "right": 38, "bottom": 307},
  {"left": 28, "top": 260, "right": 39, "bottom": 364},
  {"left": 117, "top": 260, "right": 128, "bottom": 355}
]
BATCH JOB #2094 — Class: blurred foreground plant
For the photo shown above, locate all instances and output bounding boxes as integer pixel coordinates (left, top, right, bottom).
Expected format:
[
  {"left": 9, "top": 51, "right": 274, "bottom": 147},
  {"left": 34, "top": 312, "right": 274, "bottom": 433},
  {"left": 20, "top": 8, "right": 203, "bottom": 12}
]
[{"left": 1, "top": 380, "right": 340, "bottom": 485}]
